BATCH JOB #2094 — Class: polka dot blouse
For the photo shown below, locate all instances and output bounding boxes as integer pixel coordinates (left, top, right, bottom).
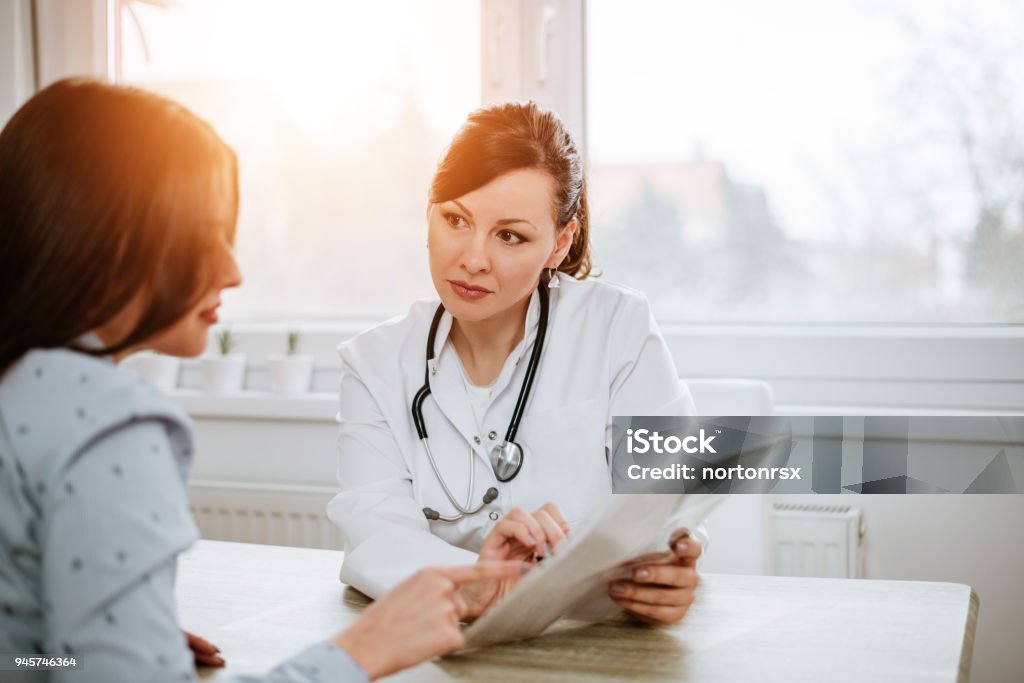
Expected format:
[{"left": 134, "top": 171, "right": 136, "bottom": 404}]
[{"left": 0, "top": 348, "right": 365, "bottom": 682}]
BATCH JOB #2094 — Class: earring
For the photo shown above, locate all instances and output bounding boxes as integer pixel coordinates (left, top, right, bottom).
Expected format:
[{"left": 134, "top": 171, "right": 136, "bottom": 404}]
[{"left": 547, "top": 268, "right": 560, "bottom": 289}]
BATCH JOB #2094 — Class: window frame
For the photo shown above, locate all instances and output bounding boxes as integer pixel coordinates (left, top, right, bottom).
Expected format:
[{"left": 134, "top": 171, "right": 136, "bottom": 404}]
[{"left": 25, "top": 0, "right": 1024, "bottom": 416}]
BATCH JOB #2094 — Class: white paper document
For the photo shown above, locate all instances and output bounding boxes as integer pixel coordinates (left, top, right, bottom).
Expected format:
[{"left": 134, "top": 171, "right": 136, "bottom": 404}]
[{"left": 462, "top": 493, "right": 723, "bottom": 649}]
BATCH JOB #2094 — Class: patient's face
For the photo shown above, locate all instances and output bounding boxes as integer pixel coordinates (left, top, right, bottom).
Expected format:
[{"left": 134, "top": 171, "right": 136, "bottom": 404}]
[
  {"left": 427, "top": 168, "right": 566, "bottom": 325},
  {"left": 94, "top": 160, "right": 242, "bottom": 360},
  {"left": 147, "top": 236, "right": 242, "bottom": 357}
]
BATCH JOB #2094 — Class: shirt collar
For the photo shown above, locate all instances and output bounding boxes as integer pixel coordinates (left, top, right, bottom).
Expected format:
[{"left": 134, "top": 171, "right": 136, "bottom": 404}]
[
  {"left": 430, "top": 287, "right": 543, "bottom": 385},
  {"left": 74, "top": 332, "right": 116, "bottom": 364}
]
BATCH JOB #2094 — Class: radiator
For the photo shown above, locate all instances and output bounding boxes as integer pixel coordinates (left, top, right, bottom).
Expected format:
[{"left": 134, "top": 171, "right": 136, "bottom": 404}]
[
  {"left": 771, "top": 502, "right": 864, "bottom": 578},
  {"left": 187, "top": 481, "right": 344, "bottom": 550}
]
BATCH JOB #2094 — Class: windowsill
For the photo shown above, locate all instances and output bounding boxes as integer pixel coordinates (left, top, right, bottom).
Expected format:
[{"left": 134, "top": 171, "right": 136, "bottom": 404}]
[
  {"left": 166, "top": 388, "right": 1024, "bottom": 423},
  {"left": 168, "top": 389, "right": 337, "bottom": 422},
  {"left": 149, "top": 321, "right": 1023, "bottom": 419}
]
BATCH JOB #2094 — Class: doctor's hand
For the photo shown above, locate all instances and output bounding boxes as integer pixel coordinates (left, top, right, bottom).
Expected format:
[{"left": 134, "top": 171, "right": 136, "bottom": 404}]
[
  {"left": 332, "top": 561, "right": 528, "bottom": 680},
  {"left": 459, "top": 503, "right": 572, "bottom": 619},
  {"left": 608, "top": 527, "right": 703, "bottom": 626}
]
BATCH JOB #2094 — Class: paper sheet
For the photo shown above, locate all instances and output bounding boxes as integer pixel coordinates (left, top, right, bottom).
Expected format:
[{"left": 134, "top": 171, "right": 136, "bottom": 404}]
[{"left": 462, "top": 493, "right": 723, "bottom": 649}]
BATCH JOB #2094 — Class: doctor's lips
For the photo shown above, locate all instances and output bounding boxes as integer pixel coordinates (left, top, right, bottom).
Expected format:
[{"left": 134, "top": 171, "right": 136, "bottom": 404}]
[{"left": 449, "top": 280, "right": 493, "bottom": 301}]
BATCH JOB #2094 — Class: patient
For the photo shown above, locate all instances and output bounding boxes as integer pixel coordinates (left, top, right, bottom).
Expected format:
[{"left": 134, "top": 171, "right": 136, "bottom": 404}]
[{"left": 0, "top": 78, "right": 523, "bottom": 683}]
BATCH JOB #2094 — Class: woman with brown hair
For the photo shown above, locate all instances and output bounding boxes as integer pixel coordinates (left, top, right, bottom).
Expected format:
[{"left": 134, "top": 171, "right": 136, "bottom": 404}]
[
  {"left": 329, "top": 101, "right": 705, "bottom": 626},
  {"left": 0, "top": 78, "right": 523, "bottom": 683}
]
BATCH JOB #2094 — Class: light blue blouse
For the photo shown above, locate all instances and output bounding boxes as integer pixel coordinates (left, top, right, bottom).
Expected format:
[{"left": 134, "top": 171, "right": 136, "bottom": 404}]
[{"left": 0, "top": 348, "right": 367, "bottom": 683}]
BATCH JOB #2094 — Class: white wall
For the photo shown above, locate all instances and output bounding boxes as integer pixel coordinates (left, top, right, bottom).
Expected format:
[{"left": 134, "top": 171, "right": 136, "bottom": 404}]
[
  {"left": 0, "top": 0, "right": 35, "bottom": 124},
  {"left": 189, "top": 415, "right": 337, "bottom": 487},
  {"left": 696, "top": 495, "right": 771, "bottom": 576}
]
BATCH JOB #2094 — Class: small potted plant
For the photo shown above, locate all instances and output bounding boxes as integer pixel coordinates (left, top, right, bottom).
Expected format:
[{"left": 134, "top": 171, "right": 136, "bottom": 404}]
[
  {"left": 267, "top": 329, "right": 314, "bottom": 396},
  {"left": 131, "top": 350, "right": 180, "bottom": 392},
  {"left": 201, "top": 327, "right": 246, "bottom": 393}
]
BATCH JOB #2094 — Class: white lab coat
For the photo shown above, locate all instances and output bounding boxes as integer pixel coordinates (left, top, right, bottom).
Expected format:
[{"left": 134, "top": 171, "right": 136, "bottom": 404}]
[{"left": 327, "top": 274, "right": 698, "bottom": 599}]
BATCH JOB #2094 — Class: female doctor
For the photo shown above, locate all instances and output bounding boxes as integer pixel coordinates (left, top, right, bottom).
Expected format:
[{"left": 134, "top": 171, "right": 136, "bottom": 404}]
[{"left": 328, "top": 102, "right": 704, "bottom": 625}]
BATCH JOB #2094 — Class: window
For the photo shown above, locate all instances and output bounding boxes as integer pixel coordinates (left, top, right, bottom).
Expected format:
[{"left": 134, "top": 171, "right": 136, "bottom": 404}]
[
  {"left": 62, "top": 0, "right": 1014, "bottom": 410},
  {"left": 586, "top": 0, "right": 1024, "bottom": 323},
  {"left": 115, "top": 0, "right": 1024, "bottom": 325},
  {"left": 118, "top": 0, "right": 480, "bottom": 321}
]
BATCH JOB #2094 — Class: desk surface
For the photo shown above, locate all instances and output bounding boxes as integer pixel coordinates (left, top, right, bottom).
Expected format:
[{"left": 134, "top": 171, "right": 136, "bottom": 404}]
[{"left": 177, "top": 540, "right": 977, "bottom": 682}]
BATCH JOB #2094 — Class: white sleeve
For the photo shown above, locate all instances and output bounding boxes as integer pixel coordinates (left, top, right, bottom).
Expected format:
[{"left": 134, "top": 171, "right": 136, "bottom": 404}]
[
  {"left": 607, "top": 294, "right": 696, "bottom": 419},
  {"left": 605, "top": 295, "right": 709, "bottom": 555},
  {"left": 327, "top": 360, "right": 476, "bottom": 600}
]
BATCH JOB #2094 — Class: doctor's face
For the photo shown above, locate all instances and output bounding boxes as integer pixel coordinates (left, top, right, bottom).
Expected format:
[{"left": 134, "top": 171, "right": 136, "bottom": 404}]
[{"left": 427, "top": 168, "right": 569, "bottom": 324}]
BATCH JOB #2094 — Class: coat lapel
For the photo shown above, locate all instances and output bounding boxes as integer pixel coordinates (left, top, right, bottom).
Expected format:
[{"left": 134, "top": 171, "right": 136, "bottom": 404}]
[
  {"left": 420, "top": 290, "right": 545, "bottom": 469},
  {"left": 424, "top": 310, "right": 487, "bottom": 462}
]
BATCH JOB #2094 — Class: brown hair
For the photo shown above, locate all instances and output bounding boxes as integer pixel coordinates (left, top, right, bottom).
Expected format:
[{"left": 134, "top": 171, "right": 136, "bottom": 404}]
[
  {"left": 0, "top": 78, "right": 238, "bottom": 376},
  {"left": 429, "top": 101, "right": 592, "bottom": 279}
]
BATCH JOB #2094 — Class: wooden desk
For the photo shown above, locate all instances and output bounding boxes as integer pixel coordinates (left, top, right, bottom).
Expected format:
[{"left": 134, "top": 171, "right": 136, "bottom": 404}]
[{"left": 177, "top": 540, "right": 977, "bottom": 682}]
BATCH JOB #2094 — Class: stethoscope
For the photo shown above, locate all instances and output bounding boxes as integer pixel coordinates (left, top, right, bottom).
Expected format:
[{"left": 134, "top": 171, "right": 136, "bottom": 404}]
[{"left": 412, "top": 282, "right": 549, "bottom": 522}]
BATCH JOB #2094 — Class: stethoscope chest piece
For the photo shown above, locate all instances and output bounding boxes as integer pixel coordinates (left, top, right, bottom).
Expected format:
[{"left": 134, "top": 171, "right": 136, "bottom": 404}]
[{"left": 489, "top": 441, "right": 524, "bottom": 482}]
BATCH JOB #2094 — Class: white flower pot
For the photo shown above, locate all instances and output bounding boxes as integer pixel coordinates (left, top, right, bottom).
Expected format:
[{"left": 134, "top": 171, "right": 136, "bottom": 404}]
[
  {"left": 133, "top": 353, "right": 180, "bottom": 391},
  {"left": 202, "top": 353, "right": 247, "bottom": 393},
  {"left": 267, "top": 353, "right": 314, "bottom": 396}
]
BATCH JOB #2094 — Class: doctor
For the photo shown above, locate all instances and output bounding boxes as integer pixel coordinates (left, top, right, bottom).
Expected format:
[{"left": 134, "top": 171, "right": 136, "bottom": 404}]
[{"left": 328, "top": 102, "right": 704, "bottom": 625}]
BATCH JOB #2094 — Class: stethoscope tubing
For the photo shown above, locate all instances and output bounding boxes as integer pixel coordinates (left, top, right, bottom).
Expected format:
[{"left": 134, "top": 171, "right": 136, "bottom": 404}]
[
  {"left": 504, "top": 283, "right": 549, "bottom": 443},
  {"left": 419, "top": 438, "right": 488, "bottom": 520}
]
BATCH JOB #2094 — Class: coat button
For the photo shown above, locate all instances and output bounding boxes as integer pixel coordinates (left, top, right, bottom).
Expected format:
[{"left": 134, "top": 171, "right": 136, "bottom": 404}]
[
  {"left": 473, "top": 435, "right": 481, "bottom": 445},
  {"left": 488, "top": 431, "right": 497, "bottom": 440},
  {"left": 488, "top": 511, "right": 499, "bottom": 521}
]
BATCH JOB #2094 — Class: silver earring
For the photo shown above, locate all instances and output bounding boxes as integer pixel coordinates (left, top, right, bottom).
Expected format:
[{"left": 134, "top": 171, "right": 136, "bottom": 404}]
[{"left": 547, "top": 268, "right": 560, "bottom": 289}]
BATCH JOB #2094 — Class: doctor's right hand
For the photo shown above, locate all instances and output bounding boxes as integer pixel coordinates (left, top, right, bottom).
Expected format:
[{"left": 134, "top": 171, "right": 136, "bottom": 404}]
[
  {"left": 332, "top": 562, "right": 528, "bottom": 680},
  {"left": 459, "top": 503, "right": 572, "bottom": 619}
]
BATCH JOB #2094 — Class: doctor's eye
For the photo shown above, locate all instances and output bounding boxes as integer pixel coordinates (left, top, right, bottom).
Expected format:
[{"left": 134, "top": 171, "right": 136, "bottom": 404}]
[
  {"left": 497, "top": 229, "right": 526, "bottom": 246},
  {"left": 443, "top": 212, "right": 469, "bottom": 229}
]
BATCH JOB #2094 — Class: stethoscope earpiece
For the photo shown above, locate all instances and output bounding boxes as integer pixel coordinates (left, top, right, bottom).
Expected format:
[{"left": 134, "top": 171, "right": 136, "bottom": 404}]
[{"left": 422, "top": 485, "right": 500, "bottom": 523}]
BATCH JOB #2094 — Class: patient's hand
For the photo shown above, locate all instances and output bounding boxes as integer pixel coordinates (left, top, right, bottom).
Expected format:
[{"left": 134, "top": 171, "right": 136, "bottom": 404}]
[
  {"left": 459, "top": 503, "right": 571, "bottom": 619},
  {"left": 334, "top": 562, "right": 527, "bottom": 680},
  {"left": 607, "top": 528, "right": 702, "bottom": 626},
  {"left": 184, "top": 630, "right": 224, "bottom": 668}
]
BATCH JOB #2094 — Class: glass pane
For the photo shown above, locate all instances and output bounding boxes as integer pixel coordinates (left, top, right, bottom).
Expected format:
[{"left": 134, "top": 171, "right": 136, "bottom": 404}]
[
  {"left": 120, "top": 0, "right": 480, "bottom": 320},
  {"left": 586, "top": 0, "right": 1024, "bottom": 322}
]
